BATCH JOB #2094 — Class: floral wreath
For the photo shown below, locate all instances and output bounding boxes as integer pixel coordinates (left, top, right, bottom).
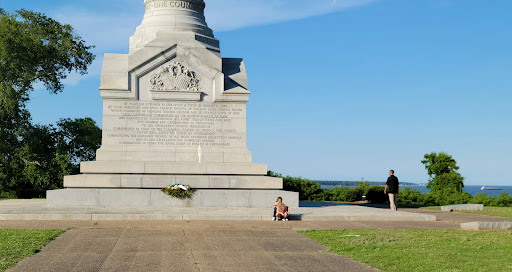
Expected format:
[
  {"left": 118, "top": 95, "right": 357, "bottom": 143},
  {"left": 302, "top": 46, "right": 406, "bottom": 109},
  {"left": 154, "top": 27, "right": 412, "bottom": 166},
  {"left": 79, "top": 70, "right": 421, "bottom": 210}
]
[{"left": 161, "top": 184, "right": 196, "bottom": 199}]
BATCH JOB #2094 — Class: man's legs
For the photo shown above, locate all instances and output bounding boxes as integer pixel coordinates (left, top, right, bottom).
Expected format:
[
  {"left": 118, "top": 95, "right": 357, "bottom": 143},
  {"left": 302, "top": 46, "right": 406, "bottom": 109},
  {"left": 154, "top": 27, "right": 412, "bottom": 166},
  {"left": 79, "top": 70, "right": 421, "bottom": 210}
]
[{"left": 388, "top": 193, "right": 397, "bottom": 211}]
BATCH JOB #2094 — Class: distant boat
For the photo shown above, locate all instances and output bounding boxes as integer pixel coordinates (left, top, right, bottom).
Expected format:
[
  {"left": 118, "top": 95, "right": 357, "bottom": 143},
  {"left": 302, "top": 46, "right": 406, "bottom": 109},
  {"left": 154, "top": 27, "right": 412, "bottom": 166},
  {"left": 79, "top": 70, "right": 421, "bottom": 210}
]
[{"left": 481, "top": 186, "right": 504, "bottom": 190}]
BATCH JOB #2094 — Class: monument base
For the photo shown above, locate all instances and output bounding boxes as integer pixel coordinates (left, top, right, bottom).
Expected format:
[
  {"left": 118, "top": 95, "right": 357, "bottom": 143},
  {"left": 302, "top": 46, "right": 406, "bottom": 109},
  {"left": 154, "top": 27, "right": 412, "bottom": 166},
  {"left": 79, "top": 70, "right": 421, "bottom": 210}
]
[
  {"left": 64, "top": 174, "right": 283, "bottom": 189},
  {"left": 46, "top": 189, "right": 299, "bottom": 208}
]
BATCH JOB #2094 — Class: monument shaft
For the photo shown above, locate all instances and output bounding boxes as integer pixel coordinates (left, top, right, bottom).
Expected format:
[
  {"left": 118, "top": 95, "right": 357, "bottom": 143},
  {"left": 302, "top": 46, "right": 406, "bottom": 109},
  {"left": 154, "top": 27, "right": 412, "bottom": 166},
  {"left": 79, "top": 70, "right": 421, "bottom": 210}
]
[{"left": 46, "top": 0, "right": 299, "bottom": 208}]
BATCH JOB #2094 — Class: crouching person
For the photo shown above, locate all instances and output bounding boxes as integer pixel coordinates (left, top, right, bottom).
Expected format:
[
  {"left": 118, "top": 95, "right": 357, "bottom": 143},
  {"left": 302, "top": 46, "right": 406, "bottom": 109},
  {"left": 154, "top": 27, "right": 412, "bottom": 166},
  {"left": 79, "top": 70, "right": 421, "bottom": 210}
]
[{"left": 272, "top": 197, "right": 289, "bottom": 221}]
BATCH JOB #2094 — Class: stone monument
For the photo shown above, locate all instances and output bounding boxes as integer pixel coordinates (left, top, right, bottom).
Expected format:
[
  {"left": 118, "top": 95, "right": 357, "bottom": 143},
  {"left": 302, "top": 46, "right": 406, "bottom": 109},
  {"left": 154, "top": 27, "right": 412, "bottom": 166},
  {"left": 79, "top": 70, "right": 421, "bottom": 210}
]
[{"left": 46, "top": 0, "right": 299, "bottom": 207}]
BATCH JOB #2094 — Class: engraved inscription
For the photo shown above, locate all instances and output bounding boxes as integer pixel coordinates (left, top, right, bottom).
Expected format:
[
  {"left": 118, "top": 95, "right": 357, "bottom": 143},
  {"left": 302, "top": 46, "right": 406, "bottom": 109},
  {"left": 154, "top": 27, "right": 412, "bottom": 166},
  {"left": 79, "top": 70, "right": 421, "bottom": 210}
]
[
  {"left": 145, "top": 1, "right": 203, "bottom": 13},
  {"left": 104, "top": 101, "right": 245, "bottom": 147},
  {"left": 150, "top": 62, "right": 201, "bottom": 91}
]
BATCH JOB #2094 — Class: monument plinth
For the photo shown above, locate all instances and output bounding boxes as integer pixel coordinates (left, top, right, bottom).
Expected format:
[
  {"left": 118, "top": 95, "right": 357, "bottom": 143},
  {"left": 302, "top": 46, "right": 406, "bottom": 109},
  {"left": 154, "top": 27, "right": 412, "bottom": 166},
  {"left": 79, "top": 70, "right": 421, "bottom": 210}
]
[{"left": 47, "top": 0, "right": 299, "bottom": 207}]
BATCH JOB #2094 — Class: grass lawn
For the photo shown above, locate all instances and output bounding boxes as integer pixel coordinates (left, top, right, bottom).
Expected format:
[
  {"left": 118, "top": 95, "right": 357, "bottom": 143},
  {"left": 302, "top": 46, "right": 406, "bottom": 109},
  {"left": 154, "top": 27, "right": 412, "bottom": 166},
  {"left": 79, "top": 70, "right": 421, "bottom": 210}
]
[
  {"left": 300, "top": 229, "right": 512, "bottom": 272},
  {"left": 0, "top": 229, "right": 65, "bottom": 272},
  {"left": 420, "top": 206, "right": 512, "bottom": 219}
]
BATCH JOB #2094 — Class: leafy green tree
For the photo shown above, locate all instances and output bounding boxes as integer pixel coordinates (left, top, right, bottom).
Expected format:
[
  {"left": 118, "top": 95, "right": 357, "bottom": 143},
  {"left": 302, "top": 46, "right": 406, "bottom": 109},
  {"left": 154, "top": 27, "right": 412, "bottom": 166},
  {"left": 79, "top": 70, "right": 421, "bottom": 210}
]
[
  {"left": 0, "top": 8, "right": 94, "bottom": 99},
  {"left": 56, "top": 118, "right": 101, "bottom": 173},
  {"left": 0, "top": 9, "right": 95, "bottom": 197},
  {"left": 422, "top": 152, "right": 465, "bottom": 194}
]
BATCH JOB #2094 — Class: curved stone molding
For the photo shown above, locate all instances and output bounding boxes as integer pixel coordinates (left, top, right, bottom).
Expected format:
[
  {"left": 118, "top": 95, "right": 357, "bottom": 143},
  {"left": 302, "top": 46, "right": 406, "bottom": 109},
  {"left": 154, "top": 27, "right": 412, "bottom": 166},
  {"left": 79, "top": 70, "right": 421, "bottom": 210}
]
[{"left": 132, "top": 0, "right": 218, "bottom": 51}]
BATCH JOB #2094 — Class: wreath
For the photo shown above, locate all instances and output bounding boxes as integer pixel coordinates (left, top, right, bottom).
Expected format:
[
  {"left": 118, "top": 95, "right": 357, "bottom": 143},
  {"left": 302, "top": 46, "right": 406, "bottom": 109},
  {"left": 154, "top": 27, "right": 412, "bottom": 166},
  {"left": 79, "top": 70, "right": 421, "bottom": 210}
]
[{"left": 161, "top": 184, "right": 196, "bottom": 199}]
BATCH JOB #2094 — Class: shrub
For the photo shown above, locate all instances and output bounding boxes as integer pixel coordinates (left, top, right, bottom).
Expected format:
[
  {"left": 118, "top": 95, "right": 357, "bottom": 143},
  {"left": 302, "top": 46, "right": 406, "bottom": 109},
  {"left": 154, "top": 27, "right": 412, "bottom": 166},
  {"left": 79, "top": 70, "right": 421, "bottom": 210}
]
[
  {"left": 398, "top": 187, "right": 435, "bottom": 206},
  {"left": 472, "top": 193, "right": 497, "bottom": 206},
  {"left": 322, "top": 186, "right": 363, "bottom": 202},
  {"left": 268, "top": 171, "right": 323, "bottom": 201},
  {"left": 496, "top": 192, "right": 512, "bottom": 207},
  {"left": 364, "top": 186, "right": 387, "bottom": 203}
]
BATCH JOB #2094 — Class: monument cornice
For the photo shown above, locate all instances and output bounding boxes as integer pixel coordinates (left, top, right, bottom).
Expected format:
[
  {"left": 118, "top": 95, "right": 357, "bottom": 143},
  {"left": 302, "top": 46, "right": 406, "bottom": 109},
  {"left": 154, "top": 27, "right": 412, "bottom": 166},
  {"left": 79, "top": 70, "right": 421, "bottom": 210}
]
[{"left": 144, "top": 0, "right": 205, "bottom": 13}]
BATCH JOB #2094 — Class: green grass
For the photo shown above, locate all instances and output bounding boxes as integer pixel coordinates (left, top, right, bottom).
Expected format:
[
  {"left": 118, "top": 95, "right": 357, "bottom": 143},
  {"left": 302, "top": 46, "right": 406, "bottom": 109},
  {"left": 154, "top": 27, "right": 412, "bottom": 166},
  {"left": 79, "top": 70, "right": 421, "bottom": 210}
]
[
  {"left": 0, "top": 229, "right": 65, "bottom": 272},
  {"left": 300, "top": 229, "right": 512, "bottom": 272},
  {"left": 419, "top": 206, "right": 442, "bottom": 210},
  {"left": 420, "top": 206, "right": 512, "bottom": 219}
]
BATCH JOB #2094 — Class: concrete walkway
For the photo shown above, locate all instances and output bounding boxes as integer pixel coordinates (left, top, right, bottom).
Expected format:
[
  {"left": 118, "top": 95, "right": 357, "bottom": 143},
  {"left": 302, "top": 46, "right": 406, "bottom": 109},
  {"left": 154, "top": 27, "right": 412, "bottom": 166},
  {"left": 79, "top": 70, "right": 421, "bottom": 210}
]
[
  {"left": 0, "top": 200, "right": 435, "bottom": 221},
  {"left": 2, "top": 209, "right": 509, "bottom": 272},
  {"left": 6, "top": 221, "right": 380, "bottom": 272}
]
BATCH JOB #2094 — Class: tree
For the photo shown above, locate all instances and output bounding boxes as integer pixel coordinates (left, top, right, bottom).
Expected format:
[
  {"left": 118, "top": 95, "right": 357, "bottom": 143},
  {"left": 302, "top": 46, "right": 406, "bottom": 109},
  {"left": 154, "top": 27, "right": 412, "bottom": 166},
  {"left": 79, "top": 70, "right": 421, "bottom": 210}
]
[
  {"left": 422, "top": 152, "right": 464, "bottom": 194},
  {"left": 56, "top": 118, "right": 102, "bottom": 173},
  {"left": 0, "top": 8, "right": 94, "bottom": 99},
  {"left": 0, "top": 9, "right": 96, "bottom": 197}
]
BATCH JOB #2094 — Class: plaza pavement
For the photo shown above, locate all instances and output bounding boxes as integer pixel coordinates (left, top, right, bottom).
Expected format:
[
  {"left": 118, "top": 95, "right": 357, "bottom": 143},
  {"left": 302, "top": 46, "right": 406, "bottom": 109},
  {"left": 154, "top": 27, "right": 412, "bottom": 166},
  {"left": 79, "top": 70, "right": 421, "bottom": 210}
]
[{"left": 2, "top": 204, "right": 510, "bottom": 272}]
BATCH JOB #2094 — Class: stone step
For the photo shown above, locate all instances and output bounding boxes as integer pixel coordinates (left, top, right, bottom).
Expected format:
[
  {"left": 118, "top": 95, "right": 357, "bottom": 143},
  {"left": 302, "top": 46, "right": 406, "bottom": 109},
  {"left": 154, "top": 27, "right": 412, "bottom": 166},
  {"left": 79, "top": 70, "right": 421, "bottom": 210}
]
[
  {"left": 64, "top": 174, "right": 283, "bottom": 189},
  {"left": 46, "top": 189, "right": 299, "bottom": 208},
  {"left": 80, "top": 161, "right": 267, "bottom": 175},
  {"left": 0, "top": 199, "right": 437, "bottom": 221}
]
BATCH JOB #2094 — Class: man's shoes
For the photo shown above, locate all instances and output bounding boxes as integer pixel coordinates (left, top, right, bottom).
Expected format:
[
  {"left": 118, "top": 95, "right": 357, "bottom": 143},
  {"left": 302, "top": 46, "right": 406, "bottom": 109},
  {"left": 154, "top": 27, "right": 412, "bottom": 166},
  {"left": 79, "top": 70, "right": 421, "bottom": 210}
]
[
  {"left": 272, "top": 217, "right": 276, "bottom": 221},
  {"left": 283, "top": 218, "right": 288, "bottom": 221}
]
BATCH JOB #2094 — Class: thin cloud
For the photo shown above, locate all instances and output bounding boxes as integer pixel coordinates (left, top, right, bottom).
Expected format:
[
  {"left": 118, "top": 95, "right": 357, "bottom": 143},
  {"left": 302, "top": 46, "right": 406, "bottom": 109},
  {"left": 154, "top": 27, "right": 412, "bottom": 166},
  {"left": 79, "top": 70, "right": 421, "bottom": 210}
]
[
  {"left": 206, "top": 0, "right": 380, "bottom": 31},
  {"left": 44, "top": 0, "right": 378, "bottom": 81}
]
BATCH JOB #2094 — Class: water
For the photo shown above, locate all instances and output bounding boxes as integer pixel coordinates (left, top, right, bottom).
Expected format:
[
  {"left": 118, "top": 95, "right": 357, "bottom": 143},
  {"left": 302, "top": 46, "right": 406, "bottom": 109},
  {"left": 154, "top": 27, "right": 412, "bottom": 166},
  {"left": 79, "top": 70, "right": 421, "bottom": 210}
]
[
  {"left": 320, "top": 185, "right": 512, "bottom": 197},
  {"left": 405, "top": 185, "right": 512, "bottom": 197}
]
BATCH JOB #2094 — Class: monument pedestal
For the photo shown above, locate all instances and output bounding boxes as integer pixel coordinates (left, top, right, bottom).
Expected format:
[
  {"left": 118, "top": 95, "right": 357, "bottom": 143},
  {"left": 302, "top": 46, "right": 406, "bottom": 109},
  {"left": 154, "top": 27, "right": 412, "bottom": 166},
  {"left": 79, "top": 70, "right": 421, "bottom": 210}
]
[
  {"left": 46, "top": 0, "right": 299, "bottom": 207},
  {"left": 47, "top": 189, "right": 299, "bottom": 208}
]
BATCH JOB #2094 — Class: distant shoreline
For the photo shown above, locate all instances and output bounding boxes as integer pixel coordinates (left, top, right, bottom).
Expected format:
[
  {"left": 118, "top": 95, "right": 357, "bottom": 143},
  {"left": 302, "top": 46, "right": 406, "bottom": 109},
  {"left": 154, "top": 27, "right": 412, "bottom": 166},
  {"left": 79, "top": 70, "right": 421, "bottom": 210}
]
[{"left": 315, "top": 181, "right": 418, "bottom": 186}]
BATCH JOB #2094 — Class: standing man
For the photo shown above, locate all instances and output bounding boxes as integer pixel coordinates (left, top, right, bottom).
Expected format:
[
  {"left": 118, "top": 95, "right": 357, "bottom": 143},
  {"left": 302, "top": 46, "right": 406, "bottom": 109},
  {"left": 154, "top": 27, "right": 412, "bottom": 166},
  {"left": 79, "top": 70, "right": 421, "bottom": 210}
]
[{"left": 384, "top": 170, "right": 399, "bottom": 211}]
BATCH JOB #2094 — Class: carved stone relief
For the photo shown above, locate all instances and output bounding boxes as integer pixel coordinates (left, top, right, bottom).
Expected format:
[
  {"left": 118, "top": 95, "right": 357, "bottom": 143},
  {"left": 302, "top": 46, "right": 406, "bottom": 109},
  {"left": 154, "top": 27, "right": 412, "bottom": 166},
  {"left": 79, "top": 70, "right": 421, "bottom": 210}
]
[{"left": 150, "top": 62, "right": 201, "bottom": 91}]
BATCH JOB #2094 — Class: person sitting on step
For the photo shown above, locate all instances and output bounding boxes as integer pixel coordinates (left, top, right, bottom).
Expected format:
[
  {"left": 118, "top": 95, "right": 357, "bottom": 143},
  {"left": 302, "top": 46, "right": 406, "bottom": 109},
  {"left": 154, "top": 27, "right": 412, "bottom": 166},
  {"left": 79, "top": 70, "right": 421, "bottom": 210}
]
[{"left": 272, "top": 197, "right": 289, "bottom": 221}]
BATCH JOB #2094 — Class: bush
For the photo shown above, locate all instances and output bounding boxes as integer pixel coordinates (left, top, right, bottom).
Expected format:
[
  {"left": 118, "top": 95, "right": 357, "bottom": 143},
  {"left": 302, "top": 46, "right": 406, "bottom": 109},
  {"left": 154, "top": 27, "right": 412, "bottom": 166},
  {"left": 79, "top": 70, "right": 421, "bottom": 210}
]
[
  {"left": 0, "top": 191, "right": 17, "bottom": 199},
  {"left": 269, "top": 171, "right": 323, "bottom": 201},
  {"left": 363, "top": 185, "right": 387, "bottom": 203},
  {"left": 496, "top": 192, "right": 512, "bottom": 207},
  {"left": 398, "top": 187, "right": 435, "bottom": 206},
  {"left": 472, "top": 193, "right": 497, "bottom": 206},
  {"left": 322, "top": 186, "right": 362, "bottom": 202}
]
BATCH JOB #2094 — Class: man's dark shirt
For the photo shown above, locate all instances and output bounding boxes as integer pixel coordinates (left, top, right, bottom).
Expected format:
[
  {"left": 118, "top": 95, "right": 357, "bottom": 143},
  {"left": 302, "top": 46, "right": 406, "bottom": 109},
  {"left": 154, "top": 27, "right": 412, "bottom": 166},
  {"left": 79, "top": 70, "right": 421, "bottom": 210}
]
[{"left": 386, "top": 175, "right": 399, "bottom": 194}]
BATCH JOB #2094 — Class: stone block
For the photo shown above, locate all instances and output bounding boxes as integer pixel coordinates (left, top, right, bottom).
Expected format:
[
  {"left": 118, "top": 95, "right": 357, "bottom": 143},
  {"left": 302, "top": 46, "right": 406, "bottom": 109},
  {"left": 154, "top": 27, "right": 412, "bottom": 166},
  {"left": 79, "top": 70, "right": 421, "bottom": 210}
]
[
  {"left": 209, "top": 176, "right": 230, "bottom": 188},
  {"left": 144, "top": 162, "right": 207, "bottom": 174},
  {"left": 96, "top": 151, "right": 127, "bottom": 161},
  {"left": 175, "top": 175, "right": 210, "bottom": 188},
  {"left": 223, "top": 152, "right": 252, "bottom": 163},
  {"left": 176, "top": 152, "right": 200, "bottom": 162},
  {"left": 461, "top": 221, "right": 512, "bottom": 230},
  {"left": 81, "top": 161, "right": 145, "bottom": 174},
  {"left": 127, "top": 151, "right": 176, "bottom": 161},
  {"left": 206, "top": 163, "right": 267, "bottom": 175},
  {"left": 198, "top": 190, "right": 251, "bottom": 207},
  {"left": 229, "top": 176, "right": 282, "bottom": 189},
  {"left": 249, "top": 190, "right": 299, "bottom": 208},
  {"left": 201, "top": 152, "right": 224, "bottom": 163},
  {"left": 141, "top": 175, "right": 176, "bottom": 188},
  {"left": 441, "top": 204, "right": 484, "bottom": 212},
  {"left": 64, "top": 175, "right": 121, "bottom": 188},
  {"left": 121, "top": 175, "right": 143, "bottom": 188},
  {"left": 46, "top": 189, "right": 100, "bottom": 206},
  {"left": 99, "top": 189, "right": 151, "bottom": 207},
  {"left": 149, "top": 190, "right": 195, "bottom": 207}
]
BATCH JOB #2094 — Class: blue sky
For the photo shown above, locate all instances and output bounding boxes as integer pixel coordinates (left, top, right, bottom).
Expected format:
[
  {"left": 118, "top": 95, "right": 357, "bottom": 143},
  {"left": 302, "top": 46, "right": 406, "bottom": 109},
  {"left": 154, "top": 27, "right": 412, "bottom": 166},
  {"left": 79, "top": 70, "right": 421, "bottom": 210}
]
[{"left": 1, "top": 0, "right": 511, "bottom": 185}]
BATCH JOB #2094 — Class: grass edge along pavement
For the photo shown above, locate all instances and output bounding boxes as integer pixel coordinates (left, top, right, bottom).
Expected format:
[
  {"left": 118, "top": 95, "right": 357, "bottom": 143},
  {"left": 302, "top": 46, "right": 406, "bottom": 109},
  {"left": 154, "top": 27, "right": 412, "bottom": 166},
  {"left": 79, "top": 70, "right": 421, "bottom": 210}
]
[
  {"left": 420, "top": 206, "right": 512, "bottom": 219},
  {"left": 299, "top": 229, "right": 512, "bottom": 272},
  {"left": 0, "top": 229, "right": 65, "bottom": 272}
]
